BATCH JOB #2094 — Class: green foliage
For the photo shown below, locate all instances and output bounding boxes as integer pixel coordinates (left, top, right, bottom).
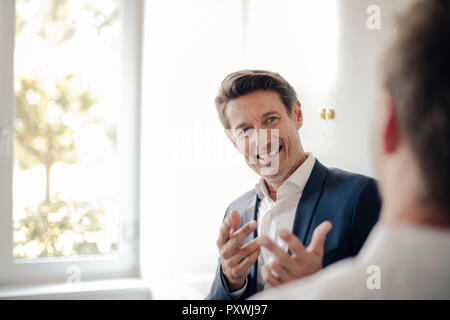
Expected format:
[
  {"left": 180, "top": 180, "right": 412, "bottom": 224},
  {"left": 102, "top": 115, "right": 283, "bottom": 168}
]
[
  {"left": 15, "top": 75, "right": 98, "bottom": 171},
  {"left": 15, "top": 74, "right": 99, "bottom": 202},
  {"left": 13, "top": 196, "right": 116, "bottom": 259}
]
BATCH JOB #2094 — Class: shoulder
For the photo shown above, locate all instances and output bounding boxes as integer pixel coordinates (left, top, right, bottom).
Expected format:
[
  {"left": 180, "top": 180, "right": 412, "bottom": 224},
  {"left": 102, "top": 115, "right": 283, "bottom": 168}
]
[
  {"left": 327, "top": 168, "right": 375, "bottom": 188},
  {"left": 302, "top": 258, "right": 377, "bottom": 299},
  {"left": 224, "top": 189, "right": 256, "bottom": 217},
  {"left": 325, "top": 167, "right": 376, "bottom": 192},
  {"left": 320, "top": 165, "right": 380, "bottom": 211}
]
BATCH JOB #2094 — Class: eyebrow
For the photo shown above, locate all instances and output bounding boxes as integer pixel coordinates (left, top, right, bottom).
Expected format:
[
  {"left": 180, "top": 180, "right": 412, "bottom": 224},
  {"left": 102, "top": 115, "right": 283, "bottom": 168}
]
[
  {"left": 234, "top": 122, "right": 249, "bottom": 130},
  {"left": 233, "top": 111, "right": 280, "bottom": 130},
  {"left": 261, "top": 111, "right": 280, "bottom": 118}
]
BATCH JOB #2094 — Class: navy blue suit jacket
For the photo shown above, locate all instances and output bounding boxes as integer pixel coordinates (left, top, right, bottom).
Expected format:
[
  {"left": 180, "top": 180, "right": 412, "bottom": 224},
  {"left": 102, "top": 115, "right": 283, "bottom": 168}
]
[{"left": 207, "top": 159, "right": 381, "bottom": 300}]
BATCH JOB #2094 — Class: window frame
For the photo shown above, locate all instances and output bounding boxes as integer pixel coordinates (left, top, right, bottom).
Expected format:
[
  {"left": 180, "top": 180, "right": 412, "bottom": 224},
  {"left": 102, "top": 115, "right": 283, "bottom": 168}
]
[{"left": 0, "top": 0, "right": 144, "bottom": 286}]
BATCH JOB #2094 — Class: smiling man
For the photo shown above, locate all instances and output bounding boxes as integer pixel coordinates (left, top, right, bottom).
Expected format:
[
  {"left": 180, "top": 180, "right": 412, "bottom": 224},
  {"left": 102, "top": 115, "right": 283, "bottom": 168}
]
[{"left": 207, "top": 70, "right": 382, "bottom": 300}]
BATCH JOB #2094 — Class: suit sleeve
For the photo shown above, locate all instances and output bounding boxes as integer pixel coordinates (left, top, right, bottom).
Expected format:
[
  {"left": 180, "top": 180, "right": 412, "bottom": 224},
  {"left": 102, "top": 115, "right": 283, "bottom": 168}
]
[
  {"left": 206, "top": 263, "right": 234, "bottom": 300},
  {"left": 350, "top": 179, "right": 382, "bottom": 255}
]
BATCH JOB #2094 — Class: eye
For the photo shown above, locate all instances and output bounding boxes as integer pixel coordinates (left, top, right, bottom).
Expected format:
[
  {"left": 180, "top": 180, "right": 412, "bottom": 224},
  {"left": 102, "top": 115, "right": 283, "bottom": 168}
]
[
  {"left": 239, "top": 127, "right": 253, "bottom": 137},
  {"left": 264, "top": 117, "right": 278, "bottom": 125}
]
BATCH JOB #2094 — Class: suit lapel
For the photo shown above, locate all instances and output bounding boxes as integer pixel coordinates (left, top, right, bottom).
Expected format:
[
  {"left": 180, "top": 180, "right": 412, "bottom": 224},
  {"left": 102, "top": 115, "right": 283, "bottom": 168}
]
[
  {"left": 291, "top": 160, "right": 328, "bottom": 245},
  {"left": 244, "top": 195, "right": 260, "bottom": 294},
  {"left": 241, "top": 195, "right": 258, "bottom": 244}
]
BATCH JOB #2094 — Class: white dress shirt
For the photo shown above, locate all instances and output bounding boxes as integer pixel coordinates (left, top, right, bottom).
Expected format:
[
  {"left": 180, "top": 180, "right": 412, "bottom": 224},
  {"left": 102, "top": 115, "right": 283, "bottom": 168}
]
[
  {"left": 227, "top": 153, "right": 316, "bottom": 298},
  {"left": 251, "top": 222, "right": 450, "bottom": 299}
]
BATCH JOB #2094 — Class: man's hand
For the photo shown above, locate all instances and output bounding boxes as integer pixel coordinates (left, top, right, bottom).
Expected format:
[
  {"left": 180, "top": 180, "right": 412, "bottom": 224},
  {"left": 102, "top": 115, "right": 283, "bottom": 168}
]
[
  {"left": 260, "top": 221, "right": 332, "bottom": 287},
  {"left": 216, "top": 210, "right": 261, "bottom": 292}
]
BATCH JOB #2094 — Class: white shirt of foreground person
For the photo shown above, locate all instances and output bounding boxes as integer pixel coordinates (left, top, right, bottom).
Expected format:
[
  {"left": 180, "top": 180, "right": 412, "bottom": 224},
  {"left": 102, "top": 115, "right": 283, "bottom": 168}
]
[
  {"left": 251, "top": 222, "right": 450, "bottom": 299},
  {"left": 226, "top": 153, "right": 316, "bottom": 299}
]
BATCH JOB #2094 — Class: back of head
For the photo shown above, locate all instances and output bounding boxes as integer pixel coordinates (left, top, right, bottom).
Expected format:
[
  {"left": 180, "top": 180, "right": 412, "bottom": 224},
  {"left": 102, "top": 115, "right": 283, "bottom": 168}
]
[{"left": 382, "top": 0, "right": 450, "bottom": 214}]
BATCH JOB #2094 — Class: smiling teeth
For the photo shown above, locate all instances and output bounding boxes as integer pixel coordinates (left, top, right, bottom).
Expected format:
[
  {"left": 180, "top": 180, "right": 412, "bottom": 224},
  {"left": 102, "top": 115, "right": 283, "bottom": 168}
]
[{"left": 259, "top": 148, "right": 279, "bottom": 160}]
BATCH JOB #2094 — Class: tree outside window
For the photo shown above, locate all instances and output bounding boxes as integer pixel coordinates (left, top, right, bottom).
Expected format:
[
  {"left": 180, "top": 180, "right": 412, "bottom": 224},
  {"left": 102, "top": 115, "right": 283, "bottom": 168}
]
[{"left": 13, "top": 0, "right": 121, "bottom": 259}]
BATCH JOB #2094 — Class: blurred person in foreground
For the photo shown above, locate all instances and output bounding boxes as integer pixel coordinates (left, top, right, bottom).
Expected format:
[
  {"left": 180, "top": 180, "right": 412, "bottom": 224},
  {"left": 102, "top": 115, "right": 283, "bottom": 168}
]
[{"left": 252, "top": 0, "right": 450, "bottom": 299}]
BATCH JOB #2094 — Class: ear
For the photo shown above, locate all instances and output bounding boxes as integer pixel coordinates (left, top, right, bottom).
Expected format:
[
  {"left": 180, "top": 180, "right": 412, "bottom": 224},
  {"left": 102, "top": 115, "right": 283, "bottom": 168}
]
[
  {"left": 293, "top": 100, "right": 303, "bottom": 129},
  {"left": 383, "top": 94, "right": 401, "bottom": 154}
]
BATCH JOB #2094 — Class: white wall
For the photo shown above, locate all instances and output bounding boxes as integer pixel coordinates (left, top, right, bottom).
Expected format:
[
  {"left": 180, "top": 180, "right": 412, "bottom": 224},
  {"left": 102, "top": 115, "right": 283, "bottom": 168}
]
[
  {"left": 140, "top": 0, "right": 248, "bottom": 299},
  {"left": 139, "top": 0, "right": 414, "bottom": 299},
  {"left": 320, "top": 0, "right": 412, "bottom": 176},
  {"left": 242, "top": 0, "right": 413, "bottom": 177}
]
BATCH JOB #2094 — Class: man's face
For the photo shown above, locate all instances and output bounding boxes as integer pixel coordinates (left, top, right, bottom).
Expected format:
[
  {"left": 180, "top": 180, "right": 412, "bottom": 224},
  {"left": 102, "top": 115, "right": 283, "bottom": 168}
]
[{"left": 225, "top": 90, "right": 303, "bottom": 182}]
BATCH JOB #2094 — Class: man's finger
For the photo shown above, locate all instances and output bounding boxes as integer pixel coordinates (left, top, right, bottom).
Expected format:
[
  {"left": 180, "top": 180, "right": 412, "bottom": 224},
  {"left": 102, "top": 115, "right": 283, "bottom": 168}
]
[
  {"left": 307, "top": 221, "right": 332, "bottom": 256},
  {"left": 216, "top": 217, "right": 232, "bottom": 248},
  {"left": 229, "top": 210, "right": 241, "bottom": 237},
  {"left": 267, "top": 259, "right": 291, "bottom": 283},
  {"left": 278, "top": 229, "right": 306, "bottom": 259},
  {"left": 229, "top": 237, "right": 262, "bottom": 266},
  {"left": 232, "top": 220, "right": 258, "bottom": 244},
  {"left": 233, "top": 248, "right": 260, "bottom": 276},
  {"left": 220, "top": 221, "right": 257, "bottom": 258},
  {"left": 260, "top": 235, "right": 294, "bottom": 269},
  {"left": 261, "top": 265, "right": 282, "bottom": 287}
]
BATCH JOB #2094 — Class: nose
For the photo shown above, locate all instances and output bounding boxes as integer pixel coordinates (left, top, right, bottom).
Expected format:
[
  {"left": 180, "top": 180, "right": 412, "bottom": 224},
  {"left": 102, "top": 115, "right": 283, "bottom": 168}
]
[{"left": 249, "top": 128, "right": 280, "bottom": 156}]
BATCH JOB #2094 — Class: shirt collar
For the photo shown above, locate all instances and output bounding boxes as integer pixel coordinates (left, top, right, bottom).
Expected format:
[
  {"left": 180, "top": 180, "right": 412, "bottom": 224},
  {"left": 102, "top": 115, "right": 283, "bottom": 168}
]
[{"left": 255, "top": 153, "right": 316, "bottom": 200}]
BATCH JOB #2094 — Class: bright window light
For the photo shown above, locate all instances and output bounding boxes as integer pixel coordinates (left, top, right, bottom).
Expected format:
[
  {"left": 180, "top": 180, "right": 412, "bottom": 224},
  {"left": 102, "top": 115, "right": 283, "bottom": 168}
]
[{"left": 13, "top": 0, "right": 122, "bottom": 260}]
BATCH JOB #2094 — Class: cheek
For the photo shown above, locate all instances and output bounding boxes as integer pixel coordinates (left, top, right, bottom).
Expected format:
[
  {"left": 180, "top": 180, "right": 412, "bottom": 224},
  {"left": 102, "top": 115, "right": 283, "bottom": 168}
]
[
  {"left": 370, "top": 113, "right": 386, "bottom": 178},
  {"left": 236, "top": 137, "right": 258, "bottom": 166},
  {"left": 280, "top": 128, "right": 298, "bottom": 152},
  {"left": 371, "top": 109, "right": 384, "bottom": 151}
]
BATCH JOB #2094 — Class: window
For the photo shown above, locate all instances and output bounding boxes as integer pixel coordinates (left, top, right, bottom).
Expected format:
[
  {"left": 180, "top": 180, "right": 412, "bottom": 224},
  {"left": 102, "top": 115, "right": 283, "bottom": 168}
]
[
  {"left": 0, "top": 0, "right": 143, "bottom": 286},
  {"left": 13, "top": 0, "right": 122, "bottom": 260}
]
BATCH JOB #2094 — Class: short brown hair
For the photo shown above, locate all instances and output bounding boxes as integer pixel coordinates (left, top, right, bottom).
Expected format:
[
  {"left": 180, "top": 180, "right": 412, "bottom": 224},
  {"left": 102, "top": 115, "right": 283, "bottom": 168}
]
[
  {"left": 215, "top": 70, "right": 298, "bottom": 129},
  {"left": 382, "top": 0, "right": 450, "bottom": 211}
]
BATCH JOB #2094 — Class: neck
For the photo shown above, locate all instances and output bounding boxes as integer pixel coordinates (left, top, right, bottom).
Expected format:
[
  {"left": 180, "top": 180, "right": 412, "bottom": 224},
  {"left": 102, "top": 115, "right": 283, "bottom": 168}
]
[
  {"left": 265, "top": 150, "right": 308, "bottom": 201},
  {"left": 381, "top": 201, "right": 450, "bottom": 230},
  {"left": 379, "top": 148, "right": 450, "bottom": 230}
]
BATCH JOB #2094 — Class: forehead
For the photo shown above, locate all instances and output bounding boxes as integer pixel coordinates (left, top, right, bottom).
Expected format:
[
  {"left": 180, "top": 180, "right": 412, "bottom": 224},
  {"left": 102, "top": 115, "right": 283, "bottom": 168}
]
[{"left": 225, "top": 90, "right": 287, "bottom": 128}]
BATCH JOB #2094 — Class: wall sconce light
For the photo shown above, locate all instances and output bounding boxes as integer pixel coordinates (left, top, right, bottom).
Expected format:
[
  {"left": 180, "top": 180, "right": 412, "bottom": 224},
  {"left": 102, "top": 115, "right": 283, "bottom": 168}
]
[
  {"left": 320, "top": 108, "right": 335, "bottom": 120},
  {"left": 325, "top": 108, "right": 335, "bottom": 119},
  {"left": 319, "top": 108, "right": 326, "bottom": 119}
]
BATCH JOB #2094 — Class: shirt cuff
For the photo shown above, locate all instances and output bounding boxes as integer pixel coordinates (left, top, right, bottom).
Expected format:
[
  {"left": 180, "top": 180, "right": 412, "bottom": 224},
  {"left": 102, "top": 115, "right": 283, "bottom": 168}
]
[{"left": 222, "top": 273, "right": 248, "bottom": 299}]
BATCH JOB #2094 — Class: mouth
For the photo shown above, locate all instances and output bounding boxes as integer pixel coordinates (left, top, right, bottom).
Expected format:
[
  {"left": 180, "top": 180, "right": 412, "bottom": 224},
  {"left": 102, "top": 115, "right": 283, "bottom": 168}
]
[{"left": 257, "top": 145, "right": 283, "bottom": 164}]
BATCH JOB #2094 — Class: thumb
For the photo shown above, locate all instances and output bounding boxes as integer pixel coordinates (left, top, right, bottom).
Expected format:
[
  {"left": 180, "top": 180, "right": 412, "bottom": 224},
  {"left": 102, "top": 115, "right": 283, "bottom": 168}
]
[
  {"left": 307, "top": 221, "right": 332, "bottom": 256},
  {"left": 229, "top": 210, "right": 241, "bottom": 236}
]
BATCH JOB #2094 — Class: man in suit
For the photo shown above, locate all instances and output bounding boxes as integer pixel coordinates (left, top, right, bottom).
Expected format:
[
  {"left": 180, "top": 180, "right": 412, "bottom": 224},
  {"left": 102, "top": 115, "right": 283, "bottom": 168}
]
[
  {"left": 207, "top": 70, "right": 381, "bottom": 300},
  {"left": 252, "top": 0, "right": 450, "bottom": 300}
]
